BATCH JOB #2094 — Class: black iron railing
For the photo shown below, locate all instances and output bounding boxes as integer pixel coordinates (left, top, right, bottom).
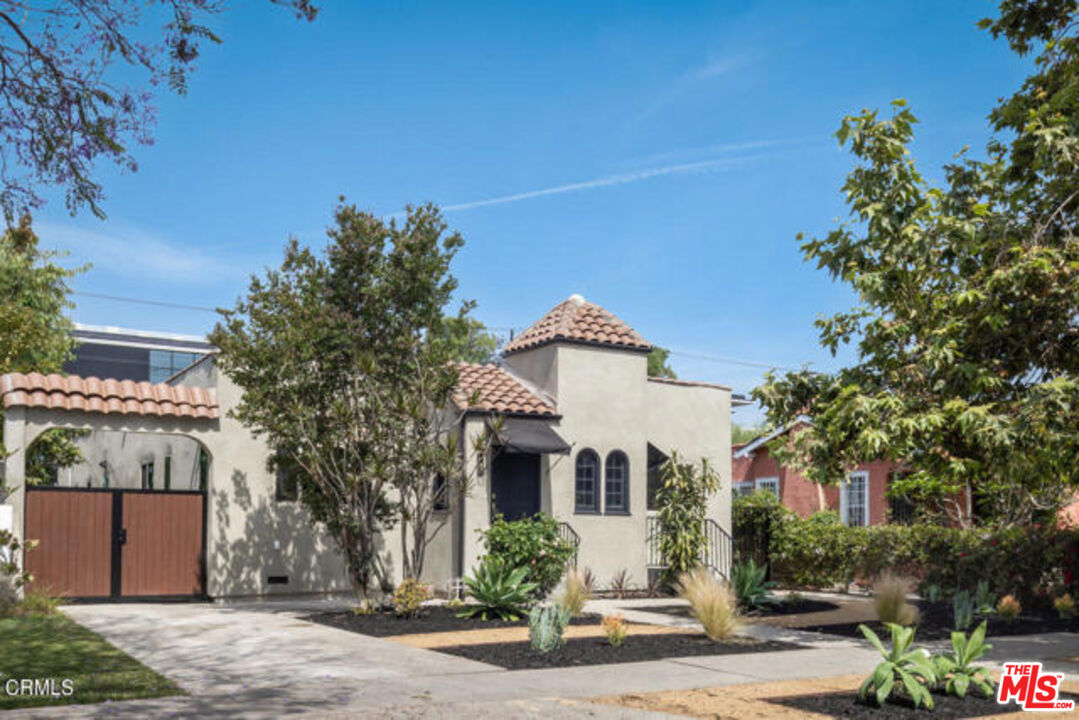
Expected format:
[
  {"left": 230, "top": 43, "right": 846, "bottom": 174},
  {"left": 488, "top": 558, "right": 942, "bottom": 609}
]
[
  {"left": 557, "top": 521, "right": 580, "bottom": 566},
  {"left": 646, "top": 515, "right": 732, "bottom": 580}
]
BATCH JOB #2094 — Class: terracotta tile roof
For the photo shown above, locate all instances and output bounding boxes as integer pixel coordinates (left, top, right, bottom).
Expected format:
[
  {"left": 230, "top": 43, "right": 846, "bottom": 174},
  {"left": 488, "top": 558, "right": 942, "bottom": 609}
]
[
  {"left": 0, "top": 372, "right": 220, "bottom": 419},
  {"left": 453, "top": 363, "right": 556, "bottom": 417},
  {"left": 503, "top": 294, "right": 651, "bottom": 356}
]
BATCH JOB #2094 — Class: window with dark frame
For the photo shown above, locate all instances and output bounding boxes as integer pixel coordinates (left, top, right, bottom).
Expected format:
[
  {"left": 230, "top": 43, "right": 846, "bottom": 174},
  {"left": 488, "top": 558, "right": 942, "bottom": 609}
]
[
  {"left": 140, "top": 461, "right": 154, "bottom": 490},
  {"left": 433, "top": 474, "right": 449, "bottom": 511},
  {"left": 604, "top": 450, "right": 629, "bottom": 513},
  {"left": 574, "top": 449, "right": 599, "bottom": 513},
  {"left": 163, "top": 456, "right": 172, "bottom": 491},
  {"left": 275, "top": 466, "right": 299, "bottom": 503}
]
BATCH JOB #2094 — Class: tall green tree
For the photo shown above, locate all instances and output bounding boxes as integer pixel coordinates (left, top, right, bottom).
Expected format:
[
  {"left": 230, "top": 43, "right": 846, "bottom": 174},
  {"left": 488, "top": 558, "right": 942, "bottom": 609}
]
[
  {"left": 433, "top": 308, "right": 502, "bottom": 364},
  {"left": 0, "top": 216, "right": 86, "bottom": 491},
  {"left": 647, "top": 346, "right": 677, "bottom": 378},
  {"left": 212, "top": 202, "right": 484, "bottom": 599},
  {"left": 754, "top": 1, "right": 1079, "bottom": 527}
]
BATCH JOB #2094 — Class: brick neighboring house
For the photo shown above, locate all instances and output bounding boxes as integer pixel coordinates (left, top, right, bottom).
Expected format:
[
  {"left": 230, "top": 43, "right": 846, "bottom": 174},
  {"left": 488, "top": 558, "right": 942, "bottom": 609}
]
[{"left": 732, "top": 418, "right": 902, "bottom": 526}]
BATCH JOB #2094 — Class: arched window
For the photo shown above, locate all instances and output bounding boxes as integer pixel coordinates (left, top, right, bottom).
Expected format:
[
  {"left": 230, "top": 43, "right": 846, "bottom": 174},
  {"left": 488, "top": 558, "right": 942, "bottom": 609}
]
[
  {"left": 605, "top": 451, "right": 629, "bottom": 513},
  {"left": 575, "top": 449, "right": 599, "bottom": 513}
]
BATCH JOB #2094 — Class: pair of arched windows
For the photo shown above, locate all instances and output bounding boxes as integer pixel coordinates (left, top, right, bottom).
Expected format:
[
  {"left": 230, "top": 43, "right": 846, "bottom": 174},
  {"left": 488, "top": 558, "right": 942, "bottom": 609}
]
[{"left": 574, "top": 449, "right": 629, "bottom": 514}]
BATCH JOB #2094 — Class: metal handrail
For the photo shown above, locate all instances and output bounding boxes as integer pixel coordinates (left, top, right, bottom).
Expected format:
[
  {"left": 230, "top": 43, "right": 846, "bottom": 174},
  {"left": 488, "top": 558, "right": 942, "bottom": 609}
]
[
  {"left": 557, "top": 521, "right": 580, "bottom": 566},
  {"left": 646, "top": 515, "right": 732, "bottom": 580}
]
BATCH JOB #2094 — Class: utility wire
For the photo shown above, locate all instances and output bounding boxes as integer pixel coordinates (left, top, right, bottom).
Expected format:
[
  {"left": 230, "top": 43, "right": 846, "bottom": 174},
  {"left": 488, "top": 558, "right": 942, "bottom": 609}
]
[
  {"left": 71, "top": 292, "right": 809, "bottom": 374},
  {"left": 73, "top": 291, "right": 219, "bottom": 313}
]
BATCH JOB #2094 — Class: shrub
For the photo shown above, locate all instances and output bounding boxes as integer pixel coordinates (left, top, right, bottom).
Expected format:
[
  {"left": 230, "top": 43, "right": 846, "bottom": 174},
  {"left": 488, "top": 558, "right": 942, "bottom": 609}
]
[
  {"left": 732, "top": 490, "right": 788, "bottom": 567},
  {"left": 17, "top": 588, "right": 60, "bottom": 617},
  {"left": 1053, "top": 593, "right": 1076, "bottom": 620},
  {"left": 528, "top": 603, "right": 570, "bottom": 653},
  {"left": 655, "top": 453, "right": 721, "bottom": 584},
  {"left": 609, "top": 568, "right": 632, "bottom": 599},
  {"left": 922, "top": 582, "right": 942, "bottom": 604},
  {"left": 931, "top": 621, "right": 994, "bottom": 699},
  {"left": 973, "top": 580, "right": 996, "bottom": 615},
  {"left": 677, "top": 567, "right": 741, "bottom": 641},
  {"left": 858, "top": 623, "right": 937, "bottom": 709},
  {"left": 481, "top": 514, "right": 575, "bottom": 600},
  {"left": 873, "top": 574, "right": 919, "bottom": 627},
  {"left": 457, "top": 557, "right": 537, "bottom": 621},
  {"left": 602, "top": 614, "right": 628, "bottom": 646},
  {"left": 996, "top": 595, "right": 1021, "bottom": 623},
  {"left": 392, "top": 578, "right": 431, "bottom": 617},
  {"left": 771, "top": 510, "right": 864, "bottom": 589},
  {"left": 559, "top": 568, "right": 590, "bottom": 617},
  {"left": 730, "top": 558, "right": 778, "bottom": 611},
  {"left": 580, "top": 567, "right": 597, "bottom": 595},
  {"left": 953, "top": 590, "right": 974, "bottom": 631}
]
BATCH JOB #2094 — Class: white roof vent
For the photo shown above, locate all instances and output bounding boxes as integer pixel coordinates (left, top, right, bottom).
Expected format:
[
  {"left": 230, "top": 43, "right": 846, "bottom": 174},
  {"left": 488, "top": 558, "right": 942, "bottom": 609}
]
[{"left": 567, "top": 293, "right": 586, "bottom": 304}]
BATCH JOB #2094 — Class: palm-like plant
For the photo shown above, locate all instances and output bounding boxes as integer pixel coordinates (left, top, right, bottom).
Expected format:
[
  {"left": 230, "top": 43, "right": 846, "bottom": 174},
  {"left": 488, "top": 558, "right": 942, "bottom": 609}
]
[
  {"left": 858, "top": 623, "right": 937, "bottom": 709},
  {"left": 457, "top": 557, "right": 538, "bottom": 621},
  {"left": 730, "top": 559, "right": 779, "bottom": 611},
  {"left": 931, "top": 620, "right": 995, "bottom": 699}
]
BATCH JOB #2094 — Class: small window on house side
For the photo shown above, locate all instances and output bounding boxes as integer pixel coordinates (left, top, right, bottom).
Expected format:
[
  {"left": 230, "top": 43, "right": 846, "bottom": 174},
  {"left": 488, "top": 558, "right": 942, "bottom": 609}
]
[
  {"left": 575, "top": 449, "right": 599, "bottom": 513},
  {"left": 733, "top": 482, "right": 755, "bottom": 498},
  {"left": 140, "top": 461, "right": 154, "bottom": 490},
  {"left": 605, "top": 450, "right": 629, "bottom": 514},
  {"left": 841, "top": 471, "right": 869, "bottom": 526},
  {"left": 275, "top": 466, "right": 299, "bottom": 503},
  {"left": 755, "top": 477, "right": 779, "bottom": 499},
  {"left": 433, "top": 474, "right": 449, "bottom": 511}
]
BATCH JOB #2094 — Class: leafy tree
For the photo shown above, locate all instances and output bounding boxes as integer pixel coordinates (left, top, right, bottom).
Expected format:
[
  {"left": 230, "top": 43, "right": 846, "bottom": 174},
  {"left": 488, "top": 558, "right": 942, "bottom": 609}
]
[
  {"left": 654, "top": 451, "right": 721, "bottom": 584},
  {"left": 0, "top": 1, "right": 318, "bottom": 223},
  {"left": 647, "top": 346, "right": 677, "bottom": 378},
  {"left": 754, "top": 1, "right": 1079, "bottom": 527},
  {"left": 0, "top": 217, "right": 85, "bottom": 493},
  {"left": 212, "top": 201, "right": 486, "bottom": 600},
  {"left": 732, "top": 423, "right": 769, "bottom": 444},
  {"left": 433, "top": 309, "right": 502, "bottom": 364}
]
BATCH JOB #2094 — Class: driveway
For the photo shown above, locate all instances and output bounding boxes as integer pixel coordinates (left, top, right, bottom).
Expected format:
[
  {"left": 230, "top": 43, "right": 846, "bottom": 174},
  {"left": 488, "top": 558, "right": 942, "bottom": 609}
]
[{"left": 18, "top": 598, "right": 1079, "bottom": 718}]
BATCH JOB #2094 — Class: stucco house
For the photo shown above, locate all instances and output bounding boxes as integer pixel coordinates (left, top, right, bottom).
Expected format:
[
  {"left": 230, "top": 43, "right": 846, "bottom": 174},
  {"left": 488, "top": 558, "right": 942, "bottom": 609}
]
[
  {"left": 1, "top": 295, "right": 737, "bottom": 601},
  {"left": 732, "top": 419, "right": 906, "bottom": 526}
]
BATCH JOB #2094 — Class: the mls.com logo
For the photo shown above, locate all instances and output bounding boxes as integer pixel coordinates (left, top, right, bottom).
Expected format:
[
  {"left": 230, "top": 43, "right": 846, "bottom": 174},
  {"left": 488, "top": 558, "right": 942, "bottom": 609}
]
[{"left": 997, "top": 662, "right": 1075, "bottom": 711}]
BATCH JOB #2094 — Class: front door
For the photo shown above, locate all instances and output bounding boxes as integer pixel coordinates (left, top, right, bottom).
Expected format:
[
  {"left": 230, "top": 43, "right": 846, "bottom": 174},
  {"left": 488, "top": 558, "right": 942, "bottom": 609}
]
[{"left": 490, "top": 450, "right": 540, "bottom": 521}]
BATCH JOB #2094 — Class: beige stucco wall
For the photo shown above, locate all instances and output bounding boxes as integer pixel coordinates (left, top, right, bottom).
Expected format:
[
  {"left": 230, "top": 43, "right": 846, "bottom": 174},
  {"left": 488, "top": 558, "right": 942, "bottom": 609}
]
[
  {"left": 458, "top": 342, "right": 733, "bottom": 593},
  {"left": 56, "top": 431, "right": 203, "bottom": 491},
  {"left": 169, "top": 362, "right": 353, "bottom": 599}
]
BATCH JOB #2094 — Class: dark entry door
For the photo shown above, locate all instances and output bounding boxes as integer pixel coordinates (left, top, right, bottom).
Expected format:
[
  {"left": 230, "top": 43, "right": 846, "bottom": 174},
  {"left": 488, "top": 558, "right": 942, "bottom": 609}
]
[
  {"left": 23, "top": 487, "right": 205, "bottom": 600},
  {"left": 490, "top": 450, "right": 540, "bottom": 521}
]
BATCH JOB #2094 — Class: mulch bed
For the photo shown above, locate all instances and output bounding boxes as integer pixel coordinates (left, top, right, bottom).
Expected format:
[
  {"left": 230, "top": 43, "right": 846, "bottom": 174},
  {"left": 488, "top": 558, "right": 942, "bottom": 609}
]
[
  {"left": 765, "top": 689, "right": 1079, "bottom": 718},
  {"left": 791, "top": 601, "right": 1078, "bottom": 641},
  {"left": 641, "top": 598, "right": 840, "bottom": 619},
  {"left": 431, "top": 633, "right": 801, "bottom": 670},
  {"left": 307, "top": 605, "right": 599, "bottom": 637}
]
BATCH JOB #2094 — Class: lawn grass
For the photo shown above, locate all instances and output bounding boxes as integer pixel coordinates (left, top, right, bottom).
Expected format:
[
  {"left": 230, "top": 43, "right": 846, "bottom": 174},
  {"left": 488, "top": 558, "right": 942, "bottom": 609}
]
[{"left": 0, "top": 612, "right": 182, "bottom": 710}]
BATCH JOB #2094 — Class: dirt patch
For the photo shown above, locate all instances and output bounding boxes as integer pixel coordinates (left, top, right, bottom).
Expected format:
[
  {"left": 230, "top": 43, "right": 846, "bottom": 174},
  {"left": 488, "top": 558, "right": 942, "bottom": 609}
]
[
  {"left": 387, "top": 621, "right": 687, "bottom": 649},
  {"left": 305, "top": 605, "right": 599, "bottom": 637},
  {"left": 643, "top": 598, "right": 841, "bottom": 619},
  {"left": 792, "top": 601, "right": 1079, "bottom": 641},
  {"left": 596, "top": 674, "right": 1079, "bottom": 719},
  {"left": 429, "top": 632, "right": 801, "bottom": 670}
]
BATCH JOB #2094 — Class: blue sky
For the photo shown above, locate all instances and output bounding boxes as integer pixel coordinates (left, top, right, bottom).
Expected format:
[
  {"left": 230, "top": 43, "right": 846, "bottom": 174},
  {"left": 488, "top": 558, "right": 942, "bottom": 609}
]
[{"left": 36, "top": 0, "right": 1031, "bottom": 424}]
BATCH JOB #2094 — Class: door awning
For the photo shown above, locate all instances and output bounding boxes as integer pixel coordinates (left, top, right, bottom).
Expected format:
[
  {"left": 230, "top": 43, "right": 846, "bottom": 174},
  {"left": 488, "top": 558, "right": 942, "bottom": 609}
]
[{"left": 492, "top": 417, "right": 571, "bottom": 455}]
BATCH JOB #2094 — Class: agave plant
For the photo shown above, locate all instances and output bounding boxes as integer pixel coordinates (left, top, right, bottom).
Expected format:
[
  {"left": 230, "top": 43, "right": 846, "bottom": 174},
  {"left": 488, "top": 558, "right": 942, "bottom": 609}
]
[
  {"left": 730, "top": 558, "right": 779, "bottom": 611},
  {"left": 932, "top": 621, "right": 995, "bottom": 699},
  {"left": 457, "top": 557, "right": 538, "bottom": 621},
  {"left": 858, "top": 623, "right": 937, "bottom": 709}
]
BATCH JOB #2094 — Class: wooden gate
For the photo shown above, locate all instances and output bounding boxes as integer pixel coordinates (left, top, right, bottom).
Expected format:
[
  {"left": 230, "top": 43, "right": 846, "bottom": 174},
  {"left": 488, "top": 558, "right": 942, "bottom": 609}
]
[{"left": 24, "top": 487, "right": 205, "bottom": 600}]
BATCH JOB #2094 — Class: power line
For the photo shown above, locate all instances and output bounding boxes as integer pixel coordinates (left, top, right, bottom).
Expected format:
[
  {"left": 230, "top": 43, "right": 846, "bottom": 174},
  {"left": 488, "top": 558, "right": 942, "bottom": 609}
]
[
  {"left": 69, "top": 293, "right": 808, "bottom": 374},
  {"left": 73, "top": 291, "right": 219, "bottom": 313}
]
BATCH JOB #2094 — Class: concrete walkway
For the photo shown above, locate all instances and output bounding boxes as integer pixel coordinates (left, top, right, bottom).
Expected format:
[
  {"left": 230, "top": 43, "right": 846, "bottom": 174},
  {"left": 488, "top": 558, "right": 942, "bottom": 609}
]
[{"left": 8, "top": 597, "right": 1078, "bottom": 718}]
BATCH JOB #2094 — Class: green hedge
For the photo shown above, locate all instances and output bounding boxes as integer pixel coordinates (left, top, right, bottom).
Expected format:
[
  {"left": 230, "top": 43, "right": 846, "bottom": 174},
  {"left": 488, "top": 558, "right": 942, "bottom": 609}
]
[{"left": 733, "top": 491, "right": 1079, "bottom": 603}]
